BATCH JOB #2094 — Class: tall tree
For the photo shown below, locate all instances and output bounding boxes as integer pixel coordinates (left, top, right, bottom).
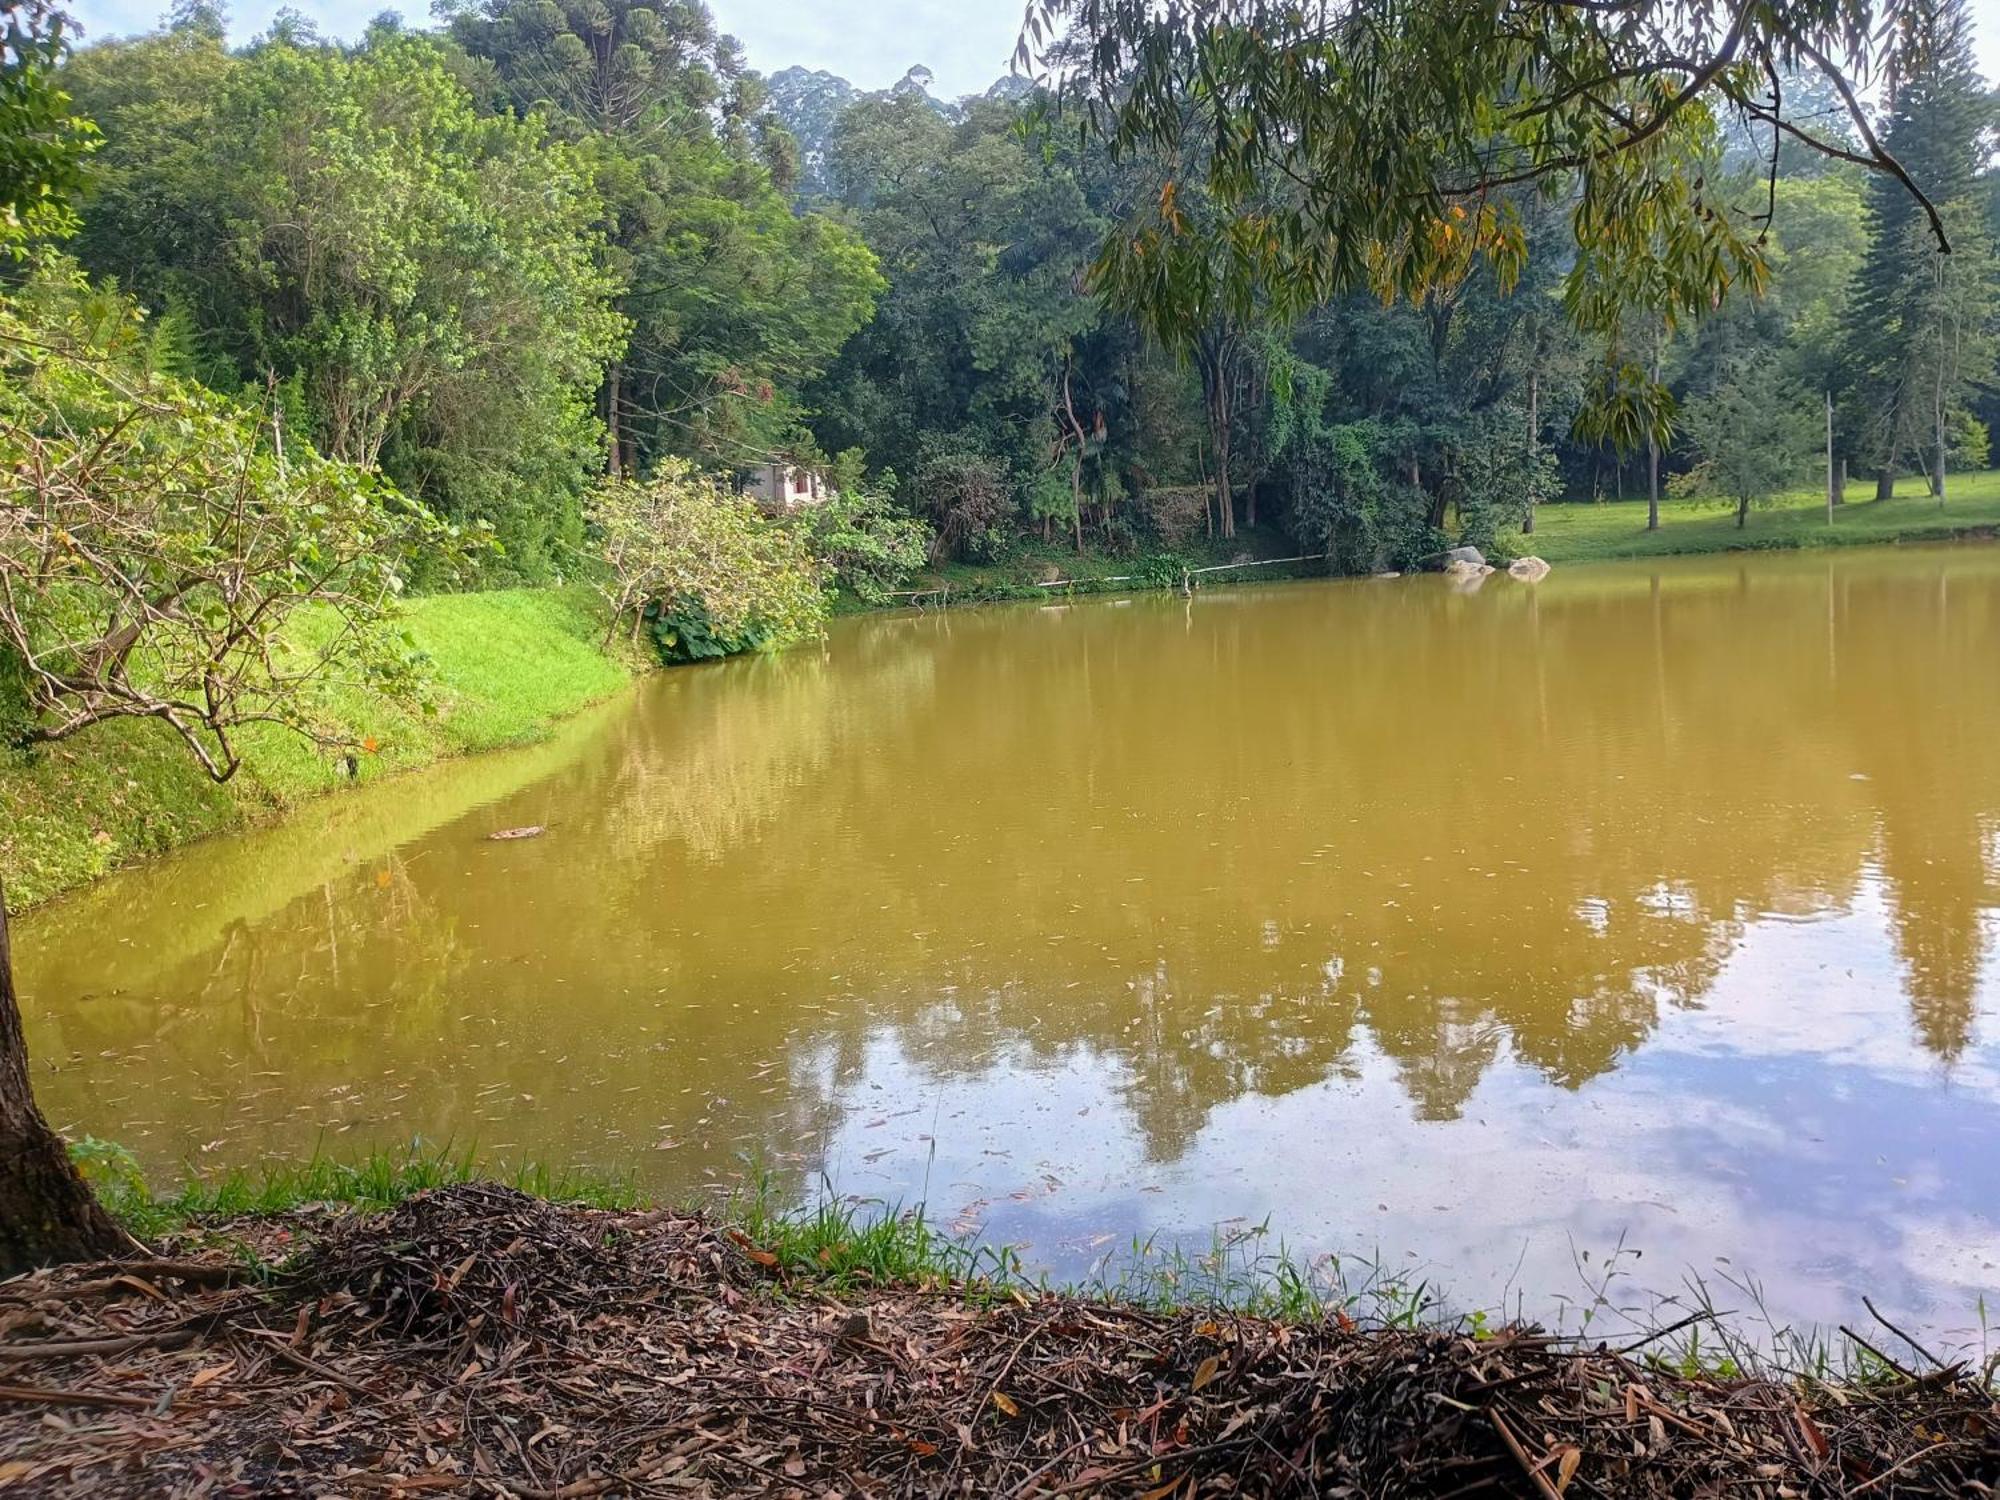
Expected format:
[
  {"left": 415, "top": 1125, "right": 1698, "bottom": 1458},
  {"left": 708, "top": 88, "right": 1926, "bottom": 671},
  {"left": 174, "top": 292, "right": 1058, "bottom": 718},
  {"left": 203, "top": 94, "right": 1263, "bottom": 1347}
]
[
  {"left": 63, "top": 30, "right": 626, "bottom": 578},
  {"left": 442, "top": 0, "right": 879, "bottom": 479},
  {"left": 1030, "top": 0, "right": 1952, "bottom": 451},
  {"left": 811, "top": 92, "right": 1104, "bottom": 527},
  {"left": 1836, "top": 0, "right": 1996, "bottom": 498},
  {"left": 0, "top": 0, "right": 129, "bottom": 1276}
]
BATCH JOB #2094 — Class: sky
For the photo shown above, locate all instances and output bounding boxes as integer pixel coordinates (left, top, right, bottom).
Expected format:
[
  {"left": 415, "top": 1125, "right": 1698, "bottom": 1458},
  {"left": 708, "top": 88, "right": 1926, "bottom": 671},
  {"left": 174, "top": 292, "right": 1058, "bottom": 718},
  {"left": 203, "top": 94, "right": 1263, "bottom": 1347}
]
[{"left": 57, "top": 0, "right": 2000, "bottom": 104}]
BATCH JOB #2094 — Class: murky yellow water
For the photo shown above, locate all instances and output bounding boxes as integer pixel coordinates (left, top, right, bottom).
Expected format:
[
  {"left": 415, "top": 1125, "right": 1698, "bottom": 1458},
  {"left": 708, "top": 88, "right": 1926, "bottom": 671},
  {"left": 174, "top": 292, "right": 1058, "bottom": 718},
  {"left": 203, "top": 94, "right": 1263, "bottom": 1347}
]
[{"left": 17, "top": 547, "right": 2000, "bottom": 1332}]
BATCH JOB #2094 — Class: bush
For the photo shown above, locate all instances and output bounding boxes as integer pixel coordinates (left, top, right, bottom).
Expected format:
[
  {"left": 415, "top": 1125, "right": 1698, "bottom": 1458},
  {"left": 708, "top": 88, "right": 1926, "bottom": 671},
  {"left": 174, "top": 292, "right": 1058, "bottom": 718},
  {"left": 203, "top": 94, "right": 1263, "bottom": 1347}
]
[
  {"left": 801, "top": 476, "right": 933, "bottom": 605},
  {"left": 912, "top": 442, "right": 1011, "bottom": 563},
  {"left": 1133, "top": 552, "right": 1193, "bottom": 589},
  {"left": 1135, "top": 485, "right": 1211, "bottom": 547},
  {"left": 648, "top": 600, "right": 778, "bottom": 664},
  {"left": 590, "top": 460, "right": 825, "bottom": 661},
  {"left": 0, "top": 266, "right": 453, "bottom": 782}
]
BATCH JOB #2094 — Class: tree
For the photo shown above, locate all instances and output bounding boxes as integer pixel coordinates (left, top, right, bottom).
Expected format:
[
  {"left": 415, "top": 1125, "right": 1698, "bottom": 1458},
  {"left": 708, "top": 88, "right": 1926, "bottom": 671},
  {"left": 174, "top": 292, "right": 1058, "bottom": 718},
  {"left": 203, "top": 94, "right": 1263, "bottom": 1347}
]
[
  {"left": 442, "top": 0, "right": 879, "bottom": 479},
  {"left": 0, "top": 0, "right": 132, "bottom": 1278},
  {"left": 1029, "top": 0, "right": 1951, "bottom": 447},
  {"left": 1835, "top": 0, "right": 1996, "bottom": 498},
  {"left": 1, "top": 0, "right": 94, "bottom": 251},
  {"left": 1, "top": 266, "right": 452, "bottom": 780},
  {"left": 61, "top": 32, "right": 625, "bottom": 579},
  {"left": 797, "top": 454, "right": 931, "bottom": 604},
  {"left": 0, "top": 877, "right": 132, "bottom": 1274},
  {"left": 0, "top": 264, "right": 463, "bottom": 1273},
  {"left": 1674, "top": 353, "right": 1819, "bottom": 528},
  {"left": 590, "top": 460, "right": 824, "bottom": 659},
  {"left": 812, "top": 93, "right": 1103, "bottom": 524}
]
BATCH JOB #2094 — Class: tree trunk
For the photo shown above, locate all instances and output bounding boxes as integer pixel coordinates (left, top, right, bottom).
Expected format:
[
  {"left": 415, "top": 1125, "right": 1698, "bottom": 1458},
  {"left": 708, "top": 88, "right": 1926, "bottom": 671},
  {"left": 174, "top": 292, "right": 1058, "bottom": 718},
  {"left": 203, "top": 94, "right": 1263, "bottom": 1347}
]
[
  {"left": 604, "top": 363, "right": 623, "bottom": 481},
  {"left": 1522, "top": 364, "right": 1539, "bottom": 535},
  {"left": 0, "top": 882, "right": 132, "bottom": 1278},
  {"left": 1876, "top": 468, "right": 1896, "bottom": 501},
  {"left": 1645, "top": 433, "right": 1659, "bottom": 532},
  {"left": 1211, "top": 428, "right": 1234, "bottom": 541},
  {"left": 1645, "top": 342, "right": 1661, "bottom": 532},
  {"left": 1933, "top": 266, "right": 1949, "bottom": 504},
  {"left": 1737, "top": 494, "right": 1749, "bottom": 529},
  {"left": 1197, "top": 330, "right": 1237, "bottom": 541},
  {"left": 1933, "top": 399, "right": 1947, "bottom": 503}
]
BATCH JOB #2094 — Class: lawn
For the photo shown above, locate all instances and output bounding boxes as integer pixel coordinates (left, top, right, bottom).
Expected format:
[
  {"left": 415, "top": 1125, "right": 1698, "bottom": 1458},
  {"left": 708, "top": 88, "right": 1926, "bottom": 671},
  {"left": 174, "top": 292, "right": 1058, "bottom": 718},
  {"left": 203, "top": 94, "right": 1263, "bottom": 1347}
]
[{"left": 1525, "top": 470, "right": 2000, "bottom": 564}]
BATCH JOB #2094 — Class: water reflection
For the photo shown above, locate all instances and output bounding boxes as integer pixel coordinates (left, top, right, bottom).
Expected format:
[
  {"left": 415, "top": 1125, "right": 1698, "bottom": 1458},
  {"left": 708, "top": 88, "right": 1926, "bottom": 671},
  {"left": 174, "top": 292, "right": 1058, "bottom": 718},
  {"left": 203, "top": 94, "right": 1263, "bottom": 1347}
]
[{"left": 17, "top": 546, "right": 2000, "bottom": 1332}]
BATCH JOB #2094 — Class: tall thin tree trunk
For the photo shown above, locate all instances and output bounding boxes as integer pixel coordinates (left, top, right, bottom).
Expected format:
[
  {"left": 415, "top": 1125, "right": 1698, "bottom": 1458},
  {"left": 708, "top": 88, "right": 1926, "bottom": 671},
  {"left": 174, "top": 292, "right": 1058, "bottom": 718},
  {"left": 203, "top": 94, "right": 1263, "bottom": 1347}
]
[
  {"left": 1934, "top": 374, "right": 1948, "bottom": 503},
  {"left": 1645, "top": 339, "right": 1661, "bottom": 531},
  {"left": 0, "top": 882, "right": 132, "bottom": 1277},
  {"left": 1646, "top": 435, "right": 1659, "bottom": 532},
  {"left": 1933, "top": 255, "right": 1949, "bottom": 503},
  {"left": 1199, "top": 331, "right": 1237, "bottom": 541},
  {"left": 604, "top": 363, "right": 623, "bottom": 480},
  {"left": 1523, "top": 364, "right": 1540, "bottom": 535},
  {"left": 1825, "top": 390, "right": 1836, "bottom": 523}
]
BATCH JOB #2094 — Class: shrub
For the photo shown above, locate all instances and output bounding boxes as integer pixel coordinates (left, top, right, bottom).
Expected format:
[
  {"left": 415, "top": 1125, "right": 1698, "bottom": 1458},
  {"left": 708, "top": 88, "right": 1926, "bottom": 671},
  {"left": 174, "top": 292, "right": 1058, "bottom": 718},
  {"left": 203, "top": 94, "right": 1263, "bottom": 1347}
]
[
  {"left": 589, "top": 459, "right": 825, "bottom": 662},
  {"left": 912, "top": 442, "right": 1011, "bottom": 563},
  {"left": 0, "top": 267, "right": 454, "bottom": 782},
  {"left": 1135, "top": 484, "right": 1211, "bottom": 546},
  {"left": 801, "top": 472, "right": 933, "bottom": 605}
]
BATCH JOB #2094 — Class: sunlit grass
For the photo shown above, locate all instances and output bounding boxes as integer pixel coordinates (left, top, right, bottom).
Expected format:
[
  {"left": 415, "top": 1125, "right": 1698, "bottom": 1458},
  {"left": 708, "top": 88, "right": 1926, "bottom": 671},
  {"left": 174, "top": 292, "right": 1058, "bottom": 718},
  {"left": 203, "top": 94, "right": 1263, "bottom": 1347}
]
[
  {"left": 1528, "top": 469, "right": 2000, "bottom": 565},
  {"left": 1, "top": 586, "right": 632, "bottom": 907}
]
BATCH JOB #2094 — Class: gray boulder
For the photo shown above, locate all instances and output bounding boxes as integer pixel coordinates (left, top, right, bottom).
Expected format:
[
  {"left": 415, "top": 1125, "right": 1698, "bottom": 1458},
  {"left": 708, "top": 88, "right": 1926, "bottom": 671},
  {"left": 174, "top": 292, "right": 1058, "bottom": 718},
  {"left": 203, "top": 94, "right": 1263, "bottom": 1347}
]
[
  {"left": 1443, "top": 545, "right": 1486, "bottom": 568},
  {"left": 1508, "top": 555, "right": 1552, "bottom": 582}
]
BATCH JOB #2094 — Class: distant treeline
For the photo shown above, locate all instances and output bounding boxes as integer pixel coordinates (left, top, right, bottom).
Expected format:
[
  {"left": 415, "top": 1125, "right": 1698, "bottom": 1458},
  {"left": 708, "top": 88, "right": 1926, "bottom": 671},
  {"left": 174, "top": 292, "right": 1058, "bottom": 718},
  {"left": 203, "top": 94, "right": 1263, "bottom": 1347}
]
[{"left": 35, "top": 0, "right": 2000, "bottom": 577}]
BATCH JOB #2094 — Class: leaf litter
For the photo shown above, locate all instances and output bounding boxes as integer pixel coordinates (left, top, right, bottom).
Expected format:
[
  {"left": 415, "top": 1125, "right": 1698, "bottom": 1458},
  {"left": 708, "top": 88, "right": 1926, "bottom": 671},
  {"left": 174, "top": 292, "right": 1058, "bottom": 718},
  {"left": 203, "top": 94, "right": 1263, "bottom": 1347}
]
[{"left": 0, "top": 1184, "right": 1993, "bottom": 1495}]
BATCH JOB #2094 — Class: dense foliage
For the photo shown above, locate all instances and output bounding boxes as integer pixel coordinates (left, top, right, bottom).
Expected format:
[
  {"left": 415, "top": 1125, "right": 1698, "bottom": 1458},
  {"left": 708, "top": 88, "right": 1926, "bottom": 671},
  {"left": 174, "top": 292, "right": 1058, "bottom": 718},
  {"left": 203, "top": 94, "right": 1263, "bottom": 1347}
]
[{"left": 3, "top": 0, "right": 1996, "bottom": 627}]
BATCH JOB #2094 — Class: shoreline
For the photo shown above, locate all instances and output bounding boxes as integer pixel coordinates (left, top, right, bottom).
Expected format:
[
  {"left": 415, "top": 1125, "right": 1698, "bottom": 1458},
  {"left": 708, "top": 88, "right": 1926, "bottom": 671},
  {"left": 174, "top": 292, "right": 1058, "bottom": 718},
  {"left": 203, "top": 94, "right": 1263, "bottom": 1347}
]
[{"left": 2, "top": 1175, "right": 1993, "bottom": 1495}]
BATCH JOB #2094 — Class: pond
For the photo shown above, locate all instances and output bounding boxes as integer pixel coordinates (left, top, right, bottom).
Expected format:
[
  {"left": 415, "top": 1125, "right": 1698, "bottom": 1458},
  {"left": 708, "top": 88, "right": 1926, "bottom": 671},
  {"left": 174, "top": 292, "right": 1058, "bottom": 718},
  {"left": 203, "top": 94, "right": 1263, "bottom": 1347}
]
[{"left": 17, "top": 545, "right": 2000, "bottom": 1339}]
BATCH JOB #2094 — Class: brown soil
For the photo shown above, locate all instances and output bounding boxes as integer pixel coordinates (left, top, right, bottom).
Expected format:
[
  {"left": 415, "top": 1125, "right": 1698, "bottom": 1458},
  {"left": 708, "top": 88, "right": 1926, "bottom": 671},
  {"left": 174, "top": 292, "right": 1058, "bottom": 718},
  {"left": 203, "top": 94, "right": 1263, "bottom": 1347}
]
[{"left": 0, "top": 1185, "right": 1994, "bottom": 1496}]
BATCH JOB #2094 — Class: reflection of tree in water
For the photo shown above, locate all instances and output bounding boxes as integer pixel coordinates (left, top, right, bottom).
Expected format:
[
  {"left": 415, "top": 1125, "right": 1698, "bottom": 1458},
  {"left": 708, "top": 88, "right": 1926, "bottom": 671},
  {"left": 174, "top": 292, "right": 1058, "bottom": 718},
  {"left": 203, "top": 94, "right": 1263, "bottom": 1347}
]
[
  {"left": 582, "top": 624, "right": 941, "bottom": 863},
  {"left": 1835, "top": 562, "right": 2000, "bottom": 1061},
  {"left": 22, "top": 552, "right": 2000, "bottom": 1184}
]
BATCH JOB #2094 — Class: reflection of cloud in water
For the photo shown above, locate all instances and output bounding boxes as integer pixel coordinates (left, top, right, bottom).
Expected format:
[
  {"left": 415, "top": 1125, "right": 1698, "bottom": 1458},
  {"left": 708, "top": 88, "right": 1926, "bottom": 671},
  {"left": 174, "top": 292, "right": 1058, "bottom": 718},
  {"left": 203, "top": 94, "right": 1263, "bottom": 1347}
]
[{"left": 814, "top": 876, "right": 2000, "bottom": 1333}]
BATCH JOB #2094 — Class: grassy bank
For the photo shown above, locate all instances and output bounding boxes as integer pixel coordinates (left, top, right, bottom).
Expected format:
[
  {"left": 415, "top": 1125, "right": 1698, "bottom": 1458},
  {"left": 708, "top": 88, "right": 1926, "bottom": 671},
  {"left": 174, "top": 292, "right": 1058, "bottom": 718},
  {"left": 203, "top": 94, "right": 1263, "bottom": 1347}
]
[
  {"left": 1527, "top": 469, "right": 2000, "bottom": 563},
  {"left": 0, "top": 587, "right": 632, "bottom": 909}
]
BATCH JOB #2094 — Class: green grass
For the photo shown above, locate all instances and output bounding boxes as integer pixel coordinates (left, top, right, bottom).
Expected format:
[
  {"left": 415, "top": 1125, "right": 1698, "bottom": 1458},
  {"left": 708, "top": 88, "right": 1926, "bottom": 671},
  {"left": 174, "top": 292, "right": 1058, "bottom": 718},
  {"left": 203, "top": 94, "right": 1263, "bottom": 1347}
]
[
  {"left": 67, "top": 1141, "right": 1999, "bottom": 1387},
  {"left": 1525, "top": 469, "right": 2000, "bottom": 564},
  {"left": 0, "top": 586, "right": 633, "bottom": 908},
  {"left": 70, "top": 1137, "right": 641, "bottom": 1244}
]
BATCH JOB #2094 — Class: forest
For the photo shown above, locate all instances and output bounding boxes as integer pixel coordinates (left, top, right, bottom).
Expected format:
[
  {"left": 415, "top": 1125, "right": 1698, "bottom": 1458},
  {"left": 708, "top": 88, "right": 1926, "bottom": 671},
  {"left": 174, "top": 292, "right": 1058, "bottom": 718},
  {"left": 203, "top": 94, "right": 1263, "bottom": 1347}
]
[{"left": 7, "top": 0, "right": 1998, "bottom": 623}]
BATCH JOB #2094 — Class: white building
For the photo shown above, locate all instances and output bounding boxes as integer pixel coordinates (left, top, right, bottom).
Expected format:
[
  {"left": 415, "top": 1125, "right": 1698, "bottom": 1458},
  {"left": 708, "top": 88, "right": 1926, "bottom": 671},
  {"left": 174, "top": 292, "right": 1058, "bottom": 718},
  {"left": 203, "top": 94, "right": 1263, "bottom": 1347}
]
[{"left": 743, "top": 459, "right": 831, "bottom": 512}]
